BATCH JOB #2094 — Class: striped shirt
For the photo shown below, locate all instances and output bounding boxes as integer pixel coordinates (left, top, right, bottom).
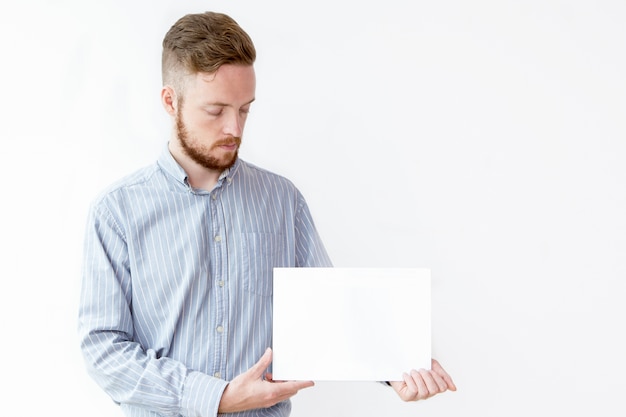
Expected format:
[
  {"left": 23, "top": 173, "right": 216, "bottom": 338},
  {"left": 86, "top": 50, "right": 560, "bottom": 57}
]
[{"left": 78, "top": 146, "right": 332, "bottom": 417}]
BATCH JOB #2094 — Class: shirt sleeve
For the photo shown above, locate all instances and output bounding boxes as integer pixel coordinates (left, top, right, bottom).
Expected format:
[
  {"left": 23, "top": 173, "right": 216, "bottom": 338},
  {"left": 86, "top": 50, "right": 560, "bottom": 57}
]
[
  {"left": 293, "top": 191, "right": 333, "bottom": 268},
  {"left": 78, "top": 201, "right": 227, "bottom": 417}
]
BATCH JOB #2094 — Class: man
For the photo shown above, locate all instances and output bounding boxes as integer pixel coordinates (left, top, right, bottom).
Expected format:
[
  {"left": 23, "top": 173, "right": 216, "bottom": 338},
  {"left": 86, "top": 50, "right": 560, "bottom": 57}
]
[{"left": 78, "top": 11, "right": 455, "bottom": 417}]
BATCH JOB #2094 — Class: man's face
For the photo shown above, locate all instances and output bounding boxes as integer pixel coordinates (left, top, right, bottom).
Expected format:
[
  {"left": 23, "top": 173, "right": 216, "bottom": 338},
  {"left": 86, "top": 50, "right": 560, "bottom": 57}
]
[{"left": 175, "top": 64, "right": 256, "bottom": 171}]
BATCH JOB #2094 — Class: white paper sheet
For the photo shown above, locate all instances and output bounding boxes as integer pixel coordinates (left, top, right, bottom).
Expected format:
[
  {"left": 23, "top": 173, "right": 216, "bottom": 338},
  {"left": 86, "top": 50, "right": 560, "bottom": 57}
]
[{"left": 272, "top": 267, "right": 431, "bottom": 381}]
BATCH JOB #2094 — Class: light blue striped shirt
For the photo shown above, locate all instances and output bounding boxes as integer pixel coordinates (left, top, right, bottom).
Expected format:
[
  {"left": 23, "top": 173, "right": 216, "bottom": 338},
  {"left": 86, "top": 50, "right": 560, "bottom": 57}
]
[{"left": 78, "top": 146, "right": 332, "bottom": 417}]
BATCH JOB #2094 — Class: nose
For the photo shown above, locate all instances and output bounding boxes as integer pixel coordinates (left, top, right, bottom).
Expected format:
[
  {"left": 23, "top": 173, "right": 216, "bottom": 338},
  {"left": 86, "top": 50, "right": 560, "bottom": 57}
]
[{"left": 223, "top": 109, "right": 244, "bottom": 138}]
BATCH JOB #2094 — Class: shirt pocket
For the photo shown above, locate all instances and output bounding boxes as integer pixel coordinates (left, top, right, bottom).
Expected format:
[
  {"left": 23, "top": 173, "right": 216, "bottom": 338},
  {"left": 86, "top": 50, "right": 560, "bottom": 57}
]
[{"left": 242, "top": 232, "right": 283, "bottom": 296}]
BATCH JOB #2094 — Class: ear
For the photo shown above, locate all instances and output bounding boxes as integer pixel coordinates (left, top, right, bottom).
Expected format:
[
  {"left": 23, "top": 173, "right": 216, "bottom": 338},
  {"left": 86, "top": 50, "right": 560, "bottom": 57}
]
[{"left": 161, "top": 86, "right": 177, "bottom": 116}]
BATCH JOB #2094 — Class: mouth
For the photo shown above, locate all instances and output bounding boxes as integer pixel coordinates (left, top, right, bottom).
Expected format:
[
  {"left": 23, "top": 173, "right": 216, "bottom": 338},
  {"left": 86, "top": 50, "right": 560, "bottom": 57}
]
[
  {"left": 215, "top": 137, "right": 241, "bottom": 152},
  {"left": 218, "top": 143, "right": 239, "bottom": 152}
]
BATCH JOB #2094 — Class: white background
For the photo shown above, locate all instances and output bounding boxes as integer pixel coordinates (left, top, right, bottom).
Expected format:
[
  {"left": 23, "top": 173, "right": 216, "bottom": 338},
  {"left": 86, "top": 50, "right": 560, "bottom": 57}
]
[{"left": 1, "top": 0, "right": 625, "bottom": 416}]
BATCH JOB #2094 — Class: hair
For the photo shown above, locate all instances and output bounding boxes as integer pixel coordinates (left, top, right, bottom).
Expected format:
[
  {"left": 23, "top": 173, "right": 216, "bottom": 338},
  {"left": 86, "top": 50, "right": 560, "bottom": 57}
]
[{"left": 162, "top": 11, "right": 256, "bottom": 93}]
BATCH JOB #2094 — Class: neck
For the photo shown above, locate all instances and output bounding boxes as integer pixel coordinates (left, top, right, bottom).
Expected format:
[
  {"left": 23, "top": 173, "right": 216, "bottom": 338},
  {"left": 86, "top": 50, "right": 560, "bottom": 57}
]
[{"left": 168, "top": 140, "right": 222, "bottom": 191}]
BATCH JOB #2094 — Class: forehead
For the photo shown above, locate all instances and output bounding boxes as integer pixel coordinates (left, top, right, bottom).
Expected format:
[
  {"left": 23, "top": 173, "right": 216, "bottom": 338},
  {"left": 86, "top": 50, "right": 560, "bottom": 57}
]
[{"left": 185, "top": 64, "right": 256, "bottom": 104}]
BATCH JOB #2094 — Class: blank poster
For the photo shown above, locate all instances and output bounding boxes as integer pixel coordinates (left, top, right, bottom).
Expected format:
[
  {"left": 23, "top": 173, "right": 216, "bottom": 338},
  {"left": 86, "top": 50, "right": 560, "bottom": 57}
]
[{"left": 272, "top": 267, "right": 431, "bottom": 381}]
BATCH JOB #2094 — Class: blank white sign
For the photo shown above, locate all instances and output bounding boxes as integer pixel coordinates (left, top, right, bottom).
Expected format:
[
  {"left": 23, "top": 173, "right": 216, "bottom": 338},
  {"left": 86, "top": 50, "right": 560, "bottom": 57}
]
[{"left": 272, "top": 267, "right": 431, "bottom": 381}]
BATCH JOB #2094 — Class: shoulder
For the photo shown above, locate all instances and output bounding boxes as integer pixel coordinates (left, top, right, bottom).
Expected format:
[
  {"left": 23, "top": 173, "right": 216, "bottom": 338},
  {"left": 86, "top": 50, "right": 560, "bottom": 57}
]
[
  {"left": 90, "top": 163, "right": 161, "bottom": 208},
  {"left": 233, "top": 160, "right": 310, "bottom": 209},
  {"left": 236, "top": 159, "right": 299, "bottom": 191}
]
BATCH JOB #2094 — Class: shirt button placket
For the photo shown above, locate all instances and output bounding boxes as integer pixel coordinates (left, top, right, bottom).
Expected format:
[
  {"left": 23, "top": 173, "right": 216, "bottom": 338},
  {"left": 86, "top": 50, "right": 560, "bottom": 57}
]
[{"left": 210, "top": 190, "right": 227, "bottom": 380}]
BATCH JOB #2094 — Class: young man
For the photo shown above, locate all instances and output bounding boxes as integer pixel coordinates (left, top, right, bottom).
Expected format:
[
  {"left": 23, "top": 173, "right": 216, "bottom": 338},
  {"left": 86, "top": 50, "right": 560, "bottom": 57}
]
[{"left": 78, "top": 11, "right": 455, "bottom": 417}]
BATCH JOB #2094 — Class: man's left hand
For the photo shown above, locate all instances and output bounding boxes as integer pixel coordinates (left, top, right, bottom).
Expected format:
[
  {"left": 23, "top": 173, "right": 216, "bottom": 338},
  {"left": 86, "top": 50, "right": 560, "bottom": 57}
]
[{"left": 389, "top": 358, "right": 456, "bottom": 402}]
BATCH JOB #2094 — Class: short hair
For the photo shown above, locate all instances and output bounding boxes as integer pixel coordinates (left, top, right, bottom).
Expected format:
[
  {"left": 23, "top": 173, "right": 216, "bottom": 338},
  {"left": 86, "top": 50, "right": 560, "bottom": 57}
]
[{"left": 162, "top": 11, "right": 256, "bottom": 92}]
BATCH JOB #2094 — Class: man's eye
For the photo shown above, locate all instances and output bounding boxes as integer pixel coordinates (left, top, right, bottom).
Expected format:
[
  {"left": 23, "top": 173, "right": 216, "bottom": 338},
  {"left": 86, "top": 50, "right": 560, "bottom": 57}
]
[
  {"left": 206, "top": 107, "right": 223, "bottom": 116},
  {"left": 240, "top": 107, "right": 251, "bottom": 115}
]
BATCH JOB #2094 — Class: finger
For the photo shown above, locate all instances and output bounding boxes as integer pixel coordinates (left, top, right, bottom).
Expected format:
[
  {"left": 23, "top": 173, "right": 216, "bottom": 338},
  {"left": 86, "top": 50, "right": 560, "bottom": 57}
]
[
  {"left": 432, "top": 359, "right": 457, "bottom": 391},
  {"left": 250, "top": 381, "right": 311, "bottom": 410},
  {"left": 265, "top": 372, "right": 289, "bottom": 383},
  {"left": 402, "top": 371, "right": 419, "bottom": 400},
  {"left": 428, "top": 368, "right": 449, "bottom": 392},
  {"left": 288, "top": 380, "right": 315, "bottom": 390},
  {"left": 418, "top": 369, "right": 443, "bottom": 396},
  {"left": 248, "top": 347, "right": 273, "bottom": 379},
  {"left": 270, "top": 379, "right": 315, "bottom": 392},
  {"left": 410, "top": 369, "right": 429, "bottom": 400},
  {"left": 271, "top": 380, "right": 315, "bottom": 404},
  {"left": 270, "top": 380, "right": 315, "bottom": 405}
]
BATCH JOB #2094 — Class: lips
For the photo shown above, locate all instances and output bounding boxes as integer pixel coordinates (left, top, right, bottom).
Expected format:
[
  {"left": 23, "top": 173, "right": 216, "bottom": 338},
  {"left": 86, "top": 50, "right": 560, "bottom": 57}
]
[
  {"left": 219, "top": 143, "right": 238, "bottom": 151},
  {"left": 215, "top": 137, "right": 241, "bottom": 151}
]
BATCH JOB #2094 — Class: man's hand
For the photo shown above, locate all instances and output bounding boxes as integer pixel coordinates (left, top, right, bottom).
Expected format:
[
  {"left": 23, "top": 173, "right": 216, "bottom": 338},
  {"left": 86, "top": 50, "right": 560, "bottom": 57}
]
[
  {"left": 389, "top": 359, "right": 456, "bottom": 402},
  {"left": 218, "top": 348, "right": 314, "bottom": 413}
]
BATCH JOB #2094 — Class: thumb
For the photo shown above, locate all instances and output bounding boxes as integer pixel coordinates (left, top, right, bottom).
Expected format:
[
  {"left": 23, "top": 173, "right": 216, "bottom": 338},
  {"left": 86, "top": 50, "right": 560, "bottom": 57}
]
[{"left": 248, "top": 347, "right": 273, "bottom": 379}]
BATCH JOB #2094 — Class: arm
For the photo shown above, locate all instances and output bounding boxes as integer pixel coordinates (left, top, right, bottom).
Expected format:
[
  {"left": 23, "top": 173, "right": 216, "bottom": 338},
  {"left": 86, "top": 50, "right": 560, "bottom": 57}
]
[
  {"left": 78, "top": 203, "right": 226, "bottom": 416},
  {"left": 389, "top": 359, "right": 457, "bottom": 401}
]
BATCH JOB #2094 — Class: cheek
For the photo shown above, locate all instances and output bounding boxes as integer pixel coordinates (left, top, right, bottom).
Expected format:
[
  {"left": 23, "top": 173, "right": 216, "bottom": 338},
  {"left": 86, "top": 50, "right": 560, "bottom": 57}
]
[
  {"left": 185, "top": 113, "right": 220, "bottom": 136},
  {"left": 197, "top": 119, "right": 222, "bottom": 137}
]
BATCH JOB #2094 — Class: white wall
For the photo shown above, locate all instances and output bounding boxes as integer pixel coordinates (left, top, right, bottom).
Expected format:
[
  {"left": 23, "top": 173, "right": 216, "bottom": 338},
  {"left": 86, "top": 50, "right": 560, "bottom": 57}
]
[{"left": 2, "top": 0, "right": 624, "bottom": 415}]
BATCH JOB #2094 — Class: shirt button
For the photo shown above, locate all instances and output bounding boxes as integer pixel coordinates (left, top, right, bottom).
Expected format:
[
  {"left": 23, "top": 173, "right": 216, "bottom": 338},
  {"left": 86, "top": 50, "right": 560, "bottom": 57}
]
[
  {"left": 214, "top": 372, "right": 221, "bottom": 378},
  {"left": 218, "top": 280, "right": 225, "bottom": 287},
  {"left": 216, "top": 325, "right": 224, "bottom": 333},
  {"left": 214, "top": 235, "right": 222, "bottom": 242}
]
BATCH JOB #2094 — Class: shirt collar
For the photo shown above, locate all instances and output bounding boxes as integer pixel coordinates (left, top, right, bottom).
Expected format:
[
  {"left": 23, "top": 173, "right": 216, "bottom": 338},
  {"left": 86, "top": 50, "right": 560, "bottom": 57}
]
[{"left": 157, "top": 142, "right": 240, "bottom": 190}]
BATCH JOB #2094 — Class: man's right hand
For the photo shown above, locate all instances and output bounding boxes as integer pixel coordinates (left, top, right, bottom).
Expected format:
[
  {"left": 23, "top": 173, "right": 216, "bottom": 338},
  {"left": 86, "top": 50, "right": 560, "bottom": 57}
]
[{"left": 217, "top": 348, "right": 315, "bottom": 413}]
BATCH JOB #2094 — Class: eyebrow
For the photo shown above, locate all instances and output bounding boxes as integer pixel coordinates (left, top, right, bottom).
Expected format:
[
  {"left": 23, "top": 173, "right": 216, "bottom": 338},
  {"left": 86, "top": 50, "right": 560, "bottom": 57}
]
[{"left": 205, "top": 98, "right": 256, "bottom": 107}]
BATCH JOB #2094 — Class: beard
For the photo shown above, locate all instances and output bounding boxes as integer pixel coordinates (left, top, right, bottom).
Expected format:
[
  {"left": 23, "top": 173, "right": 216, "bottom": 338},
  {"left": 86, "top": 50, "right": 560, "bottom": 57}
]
[{"left": 175, "top": 103, "right": 241, "bottom": 171}]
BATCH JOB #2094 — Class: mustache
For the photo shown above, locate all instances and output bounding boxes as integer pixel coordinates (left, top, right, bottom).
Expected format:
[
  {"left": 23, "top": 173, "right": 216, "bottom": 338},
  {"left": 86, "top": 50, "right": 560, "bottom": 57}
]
[{"left": 214, "top": 136, "right": 242, "bottom": 147}]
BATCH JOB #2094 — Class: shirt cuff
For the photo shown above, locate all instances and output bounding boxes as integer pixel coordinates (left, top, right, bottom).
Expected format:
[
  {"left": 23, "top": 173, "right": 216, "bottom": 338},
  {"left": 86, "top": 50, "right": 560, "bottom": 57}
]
[{"left": 181, "top": 371, "right": 229, "bottom": 417}]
